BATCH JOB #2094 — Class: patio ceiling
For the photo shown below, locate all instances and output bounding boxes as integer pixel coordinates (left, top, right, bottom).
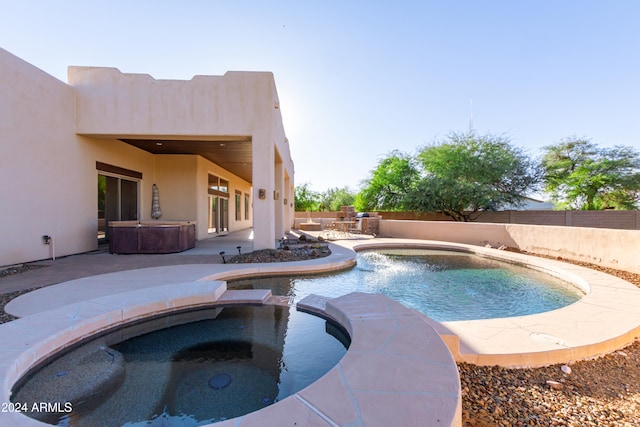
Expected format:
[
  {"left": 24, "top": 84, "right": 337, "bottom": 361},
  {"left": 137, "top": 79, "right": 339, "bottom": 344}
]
[{"left": 120, "top": 137, "right": 253, "bottom": 183}]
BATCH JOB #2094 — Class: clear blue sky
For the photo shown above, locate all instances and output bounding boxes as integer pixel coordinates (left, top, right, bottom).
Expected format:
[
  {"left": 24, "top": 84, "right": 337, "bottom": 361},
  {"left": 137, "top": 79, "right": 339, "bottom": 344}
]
[{"left": 2, "top": 1, "right": 639, "bottom": 192}]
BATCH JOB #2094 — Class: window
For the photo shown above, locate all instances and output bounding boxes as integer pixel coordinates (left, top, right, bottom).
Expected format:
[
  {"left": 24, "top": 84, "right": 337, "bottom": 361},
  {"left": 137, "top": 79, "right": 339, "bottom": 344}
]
[
  {"left": 244, "top": 193, "right": 250, "bottom": 220},
  {"left": 208, "top": 196, "right": 217, "bottom": 232},
  {"left": 220, "top": 198, "right": 228, "bottom": 231},
  {"left": 208, "top": 174, "right": 229, "bottom": 197},
  {"left": 235, "top": 191, "right": 241, "bottom": 221},
  {"left": 219, "top": 179, "right": 229, "bottom": 193},
  {"left": 208, "top": 174, "right": 229, "bottom": 233},
  {"left": 96, "top": 162, "right": 142, "bottom": 242}
]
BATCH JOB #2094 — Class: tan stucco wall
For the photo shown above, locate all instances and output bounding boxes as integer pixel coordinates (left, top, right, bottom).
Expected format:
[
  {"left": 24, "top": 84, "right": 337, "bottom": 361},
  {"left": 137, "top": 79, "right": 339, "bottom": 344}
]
[
  {"left": 504, "top": 224, "right": 640, "bottom": 273},
  {"left": 0, "top": 49, "right": 165, "bottom": 266},
  {"left": 70, "top": 69, "right": 269, "bottom": 136},
  {"left": 195, "top": 155, "right": 252, "bottom": 240},
  {"left": 379, "top": 220, "right": 640, "bottom": 274},
  {"left": 0, "top": 51, "right": 150, "bottom": 265},
  {"left": 154, "top": 155, "right": 198, "bottom": 222},
  {"left": 1, "top": 49, "right": 293, "bottom": 266},
  {"left": 1, "top": 49, "right": 94, "bottom": 265},
  {"left": 84, "top": 136, "right": 156, "bottom": 219},
  {"left": 68, "top": 67, "right": 294, "bottom": 249}
]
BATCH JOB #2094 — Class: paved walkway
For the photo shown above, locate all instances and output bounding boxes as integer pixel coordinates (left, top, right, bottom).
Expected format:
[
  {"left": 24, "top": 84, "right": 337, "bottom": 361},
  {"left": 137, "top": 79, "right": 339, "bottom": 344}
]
[
  {"left": 0, "top": 229, "right": 258, "bottom": 294},
  {"left": 3, "top": 235, "right": 357, "bottom": 319}
]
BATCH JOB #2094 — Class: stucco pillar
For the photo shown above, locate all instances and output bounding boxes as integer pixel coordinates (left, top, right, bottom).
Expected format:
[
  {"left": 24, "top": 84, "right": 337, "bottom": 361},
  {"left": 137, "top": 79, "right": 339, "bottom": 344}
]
[
  {"left": 283, "top": 176, "right": 292, "bottom": 233},
  {"left": 274, "top": 159, "right": 284, "bottom": 239},
  {"left": 252, "top": 133, "right": 276, "bottom": 250}
]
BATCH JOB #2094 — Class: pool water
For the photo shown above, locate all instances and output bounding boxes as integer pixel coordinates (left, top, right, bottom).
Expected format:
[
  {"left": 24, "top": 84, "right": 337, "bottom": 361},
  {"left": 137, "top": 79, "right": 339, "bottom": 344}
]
[
  {"left": 229, "top": 249, "right": 584, "bottom": 322},
  {"left": 12, "top": 305, "right": 349, "bottom": 426}
]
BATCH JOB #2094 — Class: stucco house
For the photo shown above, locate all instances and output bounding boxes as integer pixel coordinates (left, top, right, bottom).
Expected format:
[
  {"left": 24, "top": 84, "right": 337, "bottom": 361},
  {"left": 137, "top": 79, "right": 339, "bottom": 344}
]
[{"left": 0, "top": 47, "right": 295, "bottom": 267}]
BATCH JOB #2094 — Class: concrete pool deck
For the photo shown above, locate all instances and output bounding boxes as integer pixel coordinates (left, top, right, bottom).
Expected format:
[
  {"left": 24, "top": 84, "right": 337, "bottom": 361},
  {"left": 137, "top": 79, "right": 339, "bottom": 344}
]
[{"left": 2, "top": 232, "right": 640, "bottom": 425}]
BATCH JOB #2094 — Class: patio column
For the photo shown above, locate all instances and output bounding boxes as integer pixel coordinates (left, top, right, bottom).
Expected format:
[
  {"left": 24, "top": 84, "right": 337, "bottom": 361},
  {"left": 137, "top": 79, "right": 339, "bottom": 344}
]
[
  {"left": 274, "top": 157, "right": 284, "bottom": 239},
  {"left": 284, "top": 175, "right": 292, "bottom": 233},
  {"left": 252, "top": 131, "right": 276, "bottom": 250}
]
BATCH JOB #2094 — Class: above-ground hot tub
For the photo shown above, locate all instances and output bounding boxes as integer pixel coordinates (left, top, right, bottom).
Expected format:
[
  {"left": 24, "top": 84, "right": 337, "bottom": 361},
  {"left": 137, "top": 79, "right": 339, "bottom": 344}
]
[{"left": 108, "top": 221, "right": 196, "bottom": 254}]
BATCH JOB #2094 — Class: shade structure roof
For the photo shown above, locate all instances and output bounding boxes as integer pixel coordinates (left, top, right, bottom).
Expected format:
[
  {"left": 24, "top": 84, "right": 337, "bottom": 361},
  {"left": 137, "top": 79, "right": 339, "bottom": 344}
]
[{"left": 120, "top": 137, "right": 253, "bottom": 183}]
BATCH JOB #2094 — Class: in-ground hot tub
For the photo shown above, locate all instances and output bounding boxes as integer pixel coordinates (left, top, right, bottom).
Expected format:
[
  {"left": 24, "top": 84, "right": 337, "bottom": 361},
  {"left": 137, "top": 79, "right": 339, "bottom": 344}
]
[
  {"left": 108, "top": 221, "right": 196, "bottom": 254},
  {"left": 11, "top": 304, "right": 349, "bottom": 426}
]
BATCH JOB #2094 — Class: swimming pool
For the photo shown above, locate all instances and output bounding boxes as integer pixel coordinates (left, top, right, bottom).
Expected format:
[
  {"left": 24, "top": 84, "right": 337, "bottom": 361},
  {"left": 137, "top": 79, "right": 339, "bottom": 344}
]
[
  {"left": 229, "top": 249, "right": 584, "bottom": 321},
  {"left": 11, "top": 305, "right": 349, "bottom": 426}
]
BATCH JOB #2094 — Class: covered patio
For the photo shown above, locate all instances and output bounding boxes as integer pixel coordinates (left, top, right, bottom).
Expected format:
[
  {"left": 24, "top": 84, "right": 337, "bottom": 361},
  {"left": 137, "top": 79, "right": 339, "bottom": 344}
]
[{"left": 1, "top": 47, "right": 295, "bottom": 267}]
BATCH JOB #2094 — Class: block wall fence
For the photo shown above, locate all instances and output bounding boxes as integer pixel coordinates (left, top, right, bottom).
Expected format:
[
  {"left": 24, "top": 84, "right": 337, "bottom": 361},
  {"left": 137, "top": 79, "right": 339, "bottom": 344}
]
[
  {"left": 294, "top": 210, "right": 640, "bottom": 273},
  {"left": 379, "top": 220, "right": 640, "bottom": 274},
  {"left": 295, "top": 210, "right": 640, "bottom": 230}
]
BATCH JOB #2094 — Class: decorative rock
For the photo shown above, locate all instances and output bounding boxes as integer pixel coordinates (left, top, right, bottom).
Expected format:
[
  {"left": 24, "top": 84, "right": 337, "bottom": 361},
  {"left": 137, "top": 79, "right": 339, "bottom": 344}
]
[
  {"left": 561, "top": 365, "right": 572, "bottom": 375},
  {"left": 227, "top": 245, "right": 331, "bottom": 263},
  {"left": 546, "top": 380, "right": 563, "bottom": 390},
  {"left": 0, "top": 264, "right": 46, "bottom": 279}
]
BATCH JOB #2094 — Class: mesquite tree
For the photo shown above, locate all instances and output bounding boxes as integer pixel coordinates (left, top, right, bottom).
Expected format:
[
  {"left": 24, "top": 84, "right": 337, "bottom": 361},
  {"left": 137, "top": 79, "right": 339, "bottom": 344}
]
[
  {"left": 541, "top": 137, "right": 640, "bottom": 210},
  {"left": 405, "top": 132, "right": 541, "bottom": 221}
]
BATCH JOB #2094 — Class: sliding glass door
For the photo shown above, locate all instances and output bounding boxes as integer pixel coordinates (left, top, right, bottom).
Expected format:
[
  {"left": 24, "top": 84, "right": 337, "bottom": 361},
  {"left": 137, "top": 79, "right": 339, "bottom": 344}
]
[
  {"left": 208, "top": 195, "right": 229, "bottom": 234},
  {"left": 98, "top": 174, "right": 139, "bottom": 242},
  {"left": 208, "top": 173, "right": 229, "bottom": 234}
]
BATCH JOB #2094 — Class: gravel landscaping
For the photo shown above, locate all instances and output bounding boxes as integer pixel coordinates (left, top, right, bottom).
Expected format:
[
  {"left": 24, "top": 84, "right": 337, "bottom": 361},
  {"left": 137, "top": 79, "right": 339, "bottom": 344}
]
[
  {"left": 459, "top": 259, "right": 640, "bottom": 427},
  {"left": 0, "top": 263, "right": 47, "bottom": 279},
  {"left": 0, "top": 288, "right": 34, "bottom": 323},
  {"left": 228, "top": 236, "right": 331, "bottom": 263}
]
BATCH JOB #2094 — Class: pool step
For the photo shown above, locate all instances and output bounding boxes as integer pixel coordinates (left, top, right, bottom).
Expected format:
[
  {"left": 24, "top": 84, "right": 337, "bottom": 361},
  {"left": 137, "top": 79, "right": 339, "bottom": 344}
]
[
  {"left": 297, "top": 294, "right": 332, "bottom": 320},
  {"left": 217, "top": 289, "right": 272, "bottom": 305},
  {"left": 12, "top": 346, "right": 125, "bottom": 423},
  {"left": 299, "top": 293, "right": 462, "bottom": 361}
]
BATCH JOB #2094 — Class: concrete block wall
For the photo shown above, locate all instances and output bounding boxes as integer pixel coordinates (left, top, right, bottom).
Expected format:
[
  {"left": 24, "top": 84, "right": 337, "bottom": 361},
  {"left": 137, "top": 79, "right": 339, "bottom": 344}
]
[
  {"left": 361, "top": 216, "right": 380, "bottom": 235},
  {"left": 376, "top": 210, "right": 640, "bottom": 230},
  {"left": 379, "top": 220, "right": 640, "bottom": 274},
  {"left": 338, "top": 206, "right": 356, "bottom": 220}
]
